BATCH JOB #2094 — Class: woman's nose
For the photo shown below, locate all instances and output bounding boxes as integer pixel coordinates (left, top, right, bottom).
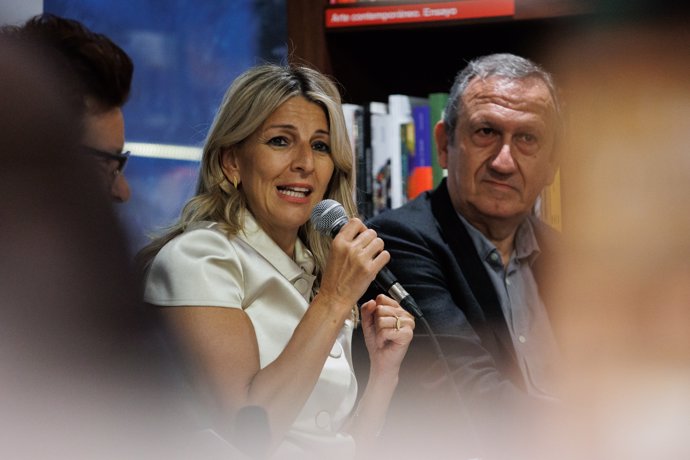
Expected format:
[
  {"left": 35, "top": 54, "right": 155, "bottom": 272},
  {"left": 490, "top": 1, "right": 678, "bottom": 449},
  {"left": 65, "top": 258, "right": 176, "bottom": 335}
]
[{"left": 292, "top": 143, "right": 315, "bottom": 172}]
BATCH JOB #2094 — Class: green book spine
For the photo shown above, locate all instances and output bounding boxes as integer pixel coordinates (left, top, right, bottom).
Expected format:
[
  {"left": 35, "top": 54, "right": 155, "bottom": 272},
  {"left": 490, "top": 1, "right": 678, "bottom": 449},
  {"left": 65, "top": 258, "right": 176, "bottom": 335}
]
[{"left": 428, "top": 92, "right": 449, "bottom": 187}]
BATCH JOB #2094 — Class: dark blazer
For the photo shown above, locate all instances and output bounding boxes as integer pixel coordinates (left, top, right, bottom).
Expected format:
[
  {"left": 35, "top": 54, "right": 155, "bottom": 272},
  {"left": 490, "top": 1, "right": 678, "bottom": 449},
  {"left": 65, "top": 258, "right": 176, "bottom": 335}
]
[{"left": 362, "top": 179, "right": 561, "bottom": 457}]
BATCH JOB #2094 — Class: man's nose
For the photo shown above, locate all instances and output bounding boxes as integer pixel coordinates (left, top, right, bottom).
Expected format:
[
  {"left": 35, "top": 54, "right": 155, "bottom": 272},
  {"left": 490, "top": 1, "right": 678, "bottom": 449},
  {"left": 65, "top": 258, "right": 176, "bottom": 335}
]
[
  {"left": 111, "top": 173, "right": 131, "bottom": 203},
  {"left": 490, "top": 143, "right": 517, "bottom": 173}
]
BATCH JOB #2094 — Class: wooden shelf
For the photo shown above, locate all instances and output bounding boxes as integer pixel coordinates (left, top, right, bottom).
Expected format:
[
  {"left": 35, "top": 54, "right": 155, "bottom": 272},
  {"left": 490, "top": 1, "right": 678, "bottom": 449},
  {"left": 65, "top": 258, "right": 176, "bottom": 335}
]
[{"left": 287, "top": 0, "right": 591, "bottom": 104}]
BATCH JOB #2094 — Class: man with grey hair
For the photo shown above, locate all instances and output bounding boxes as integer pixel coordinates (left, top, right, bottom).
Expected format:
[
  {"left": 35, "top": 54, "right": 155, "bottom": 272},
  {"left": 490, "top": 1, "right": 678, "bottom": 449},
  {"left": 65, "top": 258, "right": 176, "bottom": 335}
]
[{"left": 363, "top": 53, "right": 563, "bottom": 457}]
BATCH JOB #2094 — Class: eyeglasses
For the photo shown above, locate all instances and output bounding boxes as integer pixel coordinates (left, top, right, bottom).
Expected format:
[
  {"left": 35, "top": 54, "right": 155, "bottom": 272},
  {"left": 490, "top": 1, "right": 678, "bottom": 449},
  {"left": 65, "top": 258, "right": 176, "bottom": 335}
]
[{"left": 80, "top": 146, "right": 130, "bottom": 174}]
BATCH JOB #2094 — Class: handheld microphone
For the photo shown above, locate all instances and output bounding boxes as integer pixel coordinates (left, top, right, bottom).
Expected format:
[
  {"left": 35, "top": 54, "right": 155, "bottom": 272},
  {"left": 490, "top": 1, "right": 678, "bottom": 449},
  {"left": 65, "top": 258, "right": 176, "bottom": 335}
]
[{"left": 310, "top": 199, "right": 423, "bottom": 318}]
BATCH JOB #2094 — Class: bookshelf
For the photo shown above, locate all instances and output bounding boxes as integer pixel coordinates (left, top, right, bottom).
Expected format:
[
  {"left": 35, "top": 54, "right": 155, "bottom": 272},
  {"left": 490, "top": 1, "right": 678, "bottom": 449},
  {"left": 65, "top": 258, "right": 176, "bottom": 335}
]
[
  {"left": 286, "top": 0, "right": 591, "bottom": 227},
  {"left": 287, "top": 0, "right": 591, "bottom": 104}
]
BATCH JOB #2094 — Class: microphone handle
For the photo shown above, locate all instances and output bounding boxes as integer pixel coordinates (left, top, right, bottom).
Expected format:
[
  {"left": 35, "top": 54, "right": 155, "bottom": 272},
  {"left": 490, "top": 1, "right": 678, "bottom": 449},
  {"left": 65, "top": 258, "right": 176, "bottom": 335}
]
[
  {"left": 327, "top": 216, "right": 423, "bottom": 318},
  {"left": 375, "top": 268, "right": 424, "bottom": 318}
]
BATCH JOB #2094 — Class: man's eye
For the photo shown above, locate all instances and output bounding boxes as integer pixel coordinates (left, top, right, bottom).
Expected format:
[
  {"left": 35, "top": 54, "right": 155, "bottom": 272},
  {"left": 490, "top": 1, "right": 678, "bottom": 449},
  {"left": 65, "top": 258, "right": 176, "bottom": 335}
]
[
  {"left": 267, "top": 136, "right": 288, "bottom": 147},
  {"left": 105, "top": 163, "right": 120, "bottom": 178},
  {"left": 477, "top": 127, "right": 495, "bottom": 136},
  {"left": 312, "top": 141, "right": 331, "bottom": 153},
  {"left": 472, "top": 127, "right": 497, "bottom": 145},
  {"left": 519, "top": 133, "right": 538, "bottom": 143}
]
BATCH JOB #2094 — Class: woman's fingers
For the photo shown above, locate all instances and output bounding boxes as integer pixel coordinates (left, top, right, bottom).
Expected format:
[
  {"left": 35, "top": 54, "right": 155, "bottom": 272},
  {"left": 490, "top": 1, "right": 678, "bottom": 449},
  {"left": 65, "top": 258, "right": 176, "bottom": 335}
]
[
  {"left": 322, "top": 219, "right": 391, "bottom": 306},
  {"left": 362, "top": 298, "right": 414, "bottom": 329}
]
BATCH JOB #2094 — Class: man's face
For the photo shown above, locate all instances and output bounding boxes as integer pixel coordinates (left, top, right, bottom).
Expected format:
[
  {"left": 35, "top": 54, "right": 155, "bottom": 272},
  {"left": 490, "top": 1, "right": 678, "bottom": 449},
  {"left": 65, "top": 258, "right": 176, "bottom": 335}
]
[
  {"left": 438, "top": 76, "right": 558, "bottom": 229},
  {"left": 81, "top": 107, "right": 131, "bottom": 203}
]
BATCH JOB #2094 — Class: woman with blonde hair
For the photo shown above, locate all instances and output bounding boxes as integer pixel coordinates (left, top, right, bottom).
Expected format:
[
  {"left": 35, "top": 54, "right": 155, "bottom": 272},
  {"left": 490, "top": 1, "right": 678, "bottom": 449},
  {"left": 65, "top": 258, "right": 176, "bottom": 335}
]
[{"left": 139, "top": 64, "right": 414, "bottom": 459}]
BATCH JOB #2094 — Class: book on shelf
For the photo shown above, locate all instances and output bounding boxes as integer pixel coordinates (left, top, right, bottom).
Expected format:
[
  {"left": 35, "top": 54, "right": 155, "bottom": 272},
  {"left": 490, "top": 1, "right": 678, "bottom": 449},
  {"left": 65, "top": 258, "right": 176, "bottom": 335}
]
[
  {"left": 428, "top": 92, "right": 448, "bottom": 187},
  {"left": 408, "top": 104, "right": 433, "bottom": 200},
  {"left": 385, "top": 94, "right": 428, "bottom": 210},
  {"left": 342, "top": 102, "right": 376, "bottom": 220},
  {"left": 369, "top": 101, "right": 390, "bottom": 216},
  {"left": 360, "top": 105, "right": 374, "bottom": 219},
  {"left": 400, "top": 121, "right": 414, "bottom": 203}
]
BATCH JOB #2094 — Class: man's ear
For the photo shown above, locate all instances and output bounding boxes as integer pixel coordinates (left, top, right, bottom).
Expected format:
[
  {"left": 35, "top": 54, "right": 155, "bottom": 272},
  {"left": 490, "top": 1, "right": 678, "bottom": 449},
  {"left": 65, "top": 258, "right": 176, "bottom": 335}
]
[{"left": 434, "top": 120, "right": 449, "bottom": 169}]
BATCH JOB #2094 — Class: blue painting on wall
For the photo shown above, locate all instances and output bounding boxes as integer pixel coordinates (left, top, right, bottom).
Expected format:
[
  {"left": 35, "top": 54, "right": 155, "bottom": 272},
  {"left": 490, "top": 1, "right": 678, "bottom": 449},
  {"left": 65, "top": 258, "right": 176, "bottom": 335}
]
[{"left": 44, "top": 0, "right": 287, "bottom": 252}]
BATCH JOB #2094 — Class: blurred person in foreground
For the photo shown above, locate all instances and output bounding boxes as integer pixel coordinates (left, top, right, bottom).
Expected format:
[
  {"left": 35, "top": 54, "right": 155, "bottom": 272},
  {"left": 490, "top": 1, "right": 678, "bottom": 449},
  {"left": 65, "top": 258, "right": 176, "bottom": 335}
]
[
  {"left": 0, "top": 37, "right": 226, "bottom": 460},
  {"left": 364, "top": 53, "right": 564, "bottom": 458},
  {"left": 1, "top": 13, "right": 133, "bottom": 203},
  {"left": 541, "top": 8, "right": 690, "bottom": 460},
  {"left": 138, "top": 64, "right": 414, "bottom": 459}
]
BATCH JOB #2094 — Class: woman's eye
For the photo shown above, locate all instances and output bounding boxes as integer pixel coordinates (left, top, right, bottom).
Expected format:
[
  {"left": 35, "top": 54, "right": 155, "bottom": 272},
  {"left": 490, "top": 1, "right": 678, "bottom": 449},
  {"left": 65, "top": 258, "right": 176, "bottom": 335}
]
[
  {"left": 267, "top": 136, "right": 289, "bottom": 147},
  {"left": 312, "top": 141, "right": 331, "bottom": 153}
]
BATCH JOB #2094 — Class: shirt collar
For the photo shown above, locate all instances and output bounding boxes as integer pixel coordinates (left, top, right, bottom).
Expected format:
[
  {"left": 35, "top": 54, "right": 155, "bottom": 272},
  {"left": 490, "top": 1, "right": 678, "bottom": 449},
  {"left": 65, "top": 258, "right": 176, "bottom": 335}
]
[
  {"left": 456, "top": 212, "right": 541, "bottom": 266},
  {"left": 237, "top": 212, "right": 316, "bottom": 281},
  {"left": 515, "top": 218, "right": 541, "bottom": 264}
]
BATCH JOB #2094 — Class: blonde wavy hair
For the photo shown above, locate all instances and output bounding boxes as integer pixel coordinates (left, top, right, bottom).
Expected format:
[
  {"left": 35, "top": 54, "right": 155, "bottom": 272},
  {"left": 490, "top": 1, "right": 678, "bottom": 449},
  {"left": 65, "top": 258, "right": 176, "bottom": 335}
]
[{"left": 137, "top": 64, "right": 357, "bottom": 283}]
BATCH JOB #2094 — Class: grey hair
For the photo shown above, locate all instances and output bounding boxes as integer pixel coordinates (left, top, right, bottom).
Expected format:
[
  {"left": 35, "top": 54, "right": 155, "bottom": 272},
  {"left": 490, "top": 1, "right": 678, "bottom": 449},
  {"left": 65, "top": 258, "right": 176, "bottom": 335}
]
[{"left": 443, "top": 53, "right": 562, "bottom": 147}]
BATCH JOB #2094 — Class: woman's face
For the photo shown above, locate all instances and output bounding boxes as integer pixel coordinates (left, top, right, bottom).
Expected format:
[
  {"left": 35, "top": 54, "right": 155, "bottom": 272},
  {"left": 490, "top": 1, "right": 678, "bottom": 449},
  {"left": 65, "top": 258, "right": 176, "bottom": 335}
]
[{"left": 222, "top": 96, "right": 335, "bottom": 252}]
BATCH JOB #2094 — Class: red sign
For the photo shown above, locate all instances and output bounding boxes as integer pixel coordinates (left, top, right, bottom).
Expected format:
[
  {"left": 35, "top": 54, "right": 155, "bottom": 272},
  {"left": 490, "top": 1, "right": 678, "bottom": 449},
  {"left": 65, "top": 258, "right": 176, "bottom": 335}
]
[{"left": 325, "top": 0, "right": 515, "bottom": 28}]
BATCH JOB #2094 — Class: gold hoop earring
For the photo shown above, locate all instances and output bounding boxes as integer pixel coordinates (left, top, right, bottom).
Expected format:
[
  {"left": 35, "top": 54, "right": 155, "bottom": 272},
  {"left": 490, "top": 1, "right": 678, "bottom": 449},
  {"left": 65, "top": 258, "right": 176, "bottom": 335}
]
[{"left": 232, "top": 176, "right": 238, "bottom": 189}]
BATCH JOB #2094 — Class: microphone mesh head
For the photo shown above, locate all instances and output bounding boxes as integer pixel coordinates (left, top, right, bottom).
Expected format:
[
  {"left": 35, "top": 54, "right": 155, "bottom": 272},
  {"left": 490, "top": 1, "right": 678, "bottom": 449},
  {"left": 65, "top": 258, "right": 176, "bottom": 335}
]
[{"left": 310, "top": 199, "right": 348, "bottom": 235}]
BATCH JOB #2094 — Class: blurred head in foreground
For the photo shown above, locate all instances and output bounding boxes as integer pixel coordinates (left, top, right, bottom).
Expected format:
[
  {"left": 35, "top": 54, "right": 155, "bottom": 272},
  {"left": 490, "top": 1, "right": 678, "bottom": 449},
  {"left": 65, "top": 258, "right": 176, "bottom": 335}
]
[
  {"left": 0, "top": 38, "right": 215, "bottom": 460},
  {"left": 1, "top": 13, "right": 134, "bottom": 202},
  {"left": 544, "top": 13, "right": 690, "bottom": 460}
]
